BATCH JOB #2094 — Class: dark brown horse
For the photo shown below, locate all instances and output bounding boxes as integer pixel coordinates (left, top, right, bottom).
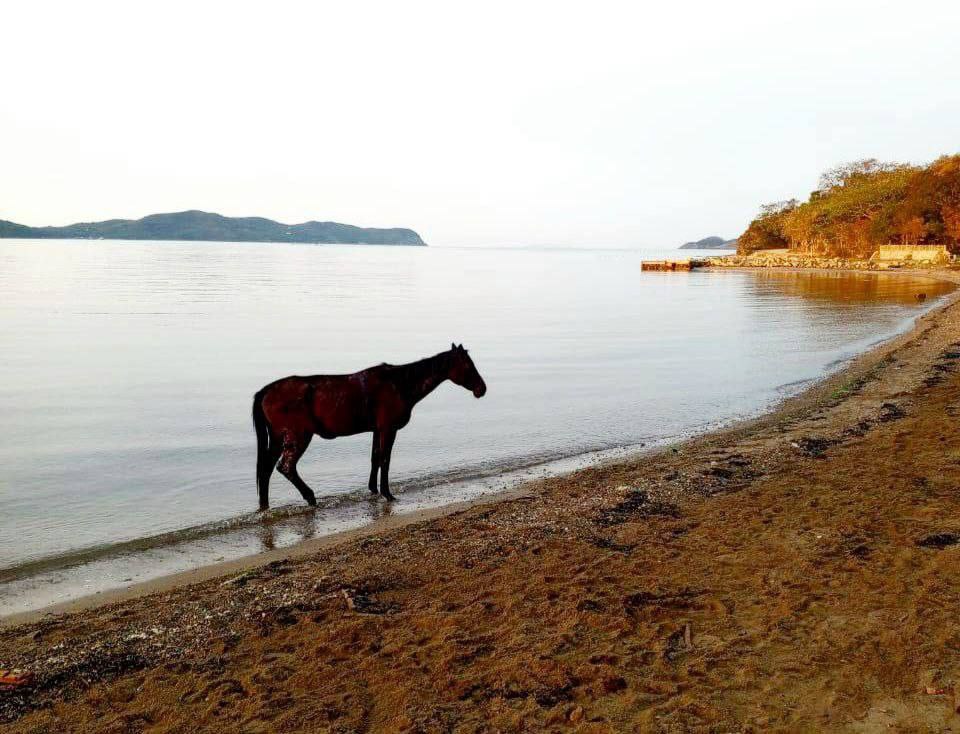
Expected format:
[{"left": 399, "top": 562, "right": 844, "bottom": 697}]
[{"left": 252, "top": 344, "right": 486, "bottom": 508}]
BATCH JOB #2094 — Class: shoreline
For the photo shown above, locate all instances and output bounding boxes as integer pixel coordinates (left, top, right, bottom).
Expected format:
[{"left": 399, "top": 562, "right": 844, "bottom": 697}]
[
  {"left": 6, "top": 266, "right": 960, "bottom": 730},
  {"left": 0, "top": 486, "right": 531, "bottom": 628},
  {"left": 4, "top": 267, "right": 957, "bottom": 628}
]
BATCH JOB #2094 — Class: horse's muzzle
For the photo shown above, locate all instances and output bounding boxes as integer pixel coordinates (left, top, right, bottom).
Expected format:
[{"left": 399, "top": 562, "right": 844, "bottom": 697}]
[{"left": 473, "top": 381, "right": 487, "bottom": 398}]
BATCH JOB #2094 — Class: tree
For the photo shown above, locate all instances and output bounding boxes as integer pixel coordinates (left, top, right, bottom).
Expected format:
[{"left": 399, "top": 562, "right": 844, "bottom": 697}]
[
  {"left": 759, "top": 199, "right": 799, "bottom": 217},
  {"left": 817, "top": 159, "right": 906, "bottom": 191},
  {"left": 737, "top": 203, "right": 791, "bottom": 255},
  {"left": 943, "top": 205, "right": 960, "bottom": 248},
  {"left": 737, "top": 153, "right": 960, "bottom": 258},
  {"left": 898, "top": 216, "right": 926, "bottom": 246}
]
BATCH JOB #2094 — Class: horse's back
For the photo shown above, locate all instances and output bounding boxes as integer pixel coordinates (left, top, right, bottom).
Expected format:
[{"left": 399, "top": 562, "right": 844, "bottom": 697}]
[
  {"left": 258, "top": 376, "right": 316, "bottom": 435},
  {"left": 260, "top": 371, "right": 385, "bottom": 438}
]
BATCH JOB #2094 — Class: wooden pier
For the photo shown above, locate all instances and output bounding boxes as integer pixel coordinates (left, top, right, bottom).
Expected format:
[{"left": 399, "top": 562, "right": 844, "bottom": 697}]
[{"left": 641, "top": 258, "right": 707, "bottom": 272}]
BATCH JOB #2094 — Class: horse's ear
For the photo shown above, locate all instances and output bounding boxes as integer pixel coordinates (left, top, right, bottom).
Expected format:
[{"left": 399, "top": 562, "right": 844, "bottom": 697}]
[
  {"left": 451, "top": 342, "right": 456, "bottom": 351},
  {"left": 458, "top": 343, "right": 464, "bottom": 351}
]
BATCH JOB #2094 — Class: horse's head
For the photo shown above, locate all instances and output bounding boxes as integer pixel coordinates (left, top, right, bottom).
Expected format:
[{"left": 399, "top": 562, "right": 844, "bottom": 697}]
[{"left": 448, "top": 343, "right": 487, "bottom": 398}]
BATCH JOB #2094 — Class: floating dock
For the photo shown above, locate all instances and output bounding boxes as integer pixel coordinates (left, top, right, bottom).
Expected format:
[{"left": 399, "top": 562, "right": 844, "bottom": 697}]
[{"left": 641, "top": 259, "right": 707, "bottom": 272}]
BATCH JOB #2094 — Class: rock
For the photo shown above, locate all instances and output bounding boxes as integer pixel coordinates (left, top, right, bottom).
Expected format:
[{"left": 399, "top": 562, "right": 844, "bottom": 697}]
[
  {"left": 220, "top": 572, "right": 255, "bottom": 588},
  {"left": 602, "top": 675, "right": 627, "bottom": 693}
]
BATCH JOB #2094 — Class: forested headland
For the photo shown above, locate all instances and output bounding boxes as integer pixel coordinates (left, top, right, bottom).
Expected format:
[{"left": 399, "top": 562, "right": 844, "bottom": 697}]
[{"left": 738, "top": 155, "right": 960, "bottom": 258}]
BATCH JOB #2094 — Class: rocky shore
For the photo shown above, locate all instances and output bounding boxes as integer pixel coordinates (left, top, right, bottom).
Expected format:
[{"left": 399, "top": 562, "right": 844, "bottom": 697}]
[
  {"left": 4, "top": 273, "right": 960, "bottom": 732},
  {"left": 707, "top": 249, "right": 955, "bottom": 271}
]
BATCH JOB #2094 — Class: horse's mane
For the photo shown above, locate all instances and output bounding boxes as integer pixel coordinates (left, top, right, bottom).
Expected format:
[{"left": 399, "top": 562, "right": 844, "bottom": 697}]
[{"left": 385, "top": 351, "right": 453, "bottom": 393}]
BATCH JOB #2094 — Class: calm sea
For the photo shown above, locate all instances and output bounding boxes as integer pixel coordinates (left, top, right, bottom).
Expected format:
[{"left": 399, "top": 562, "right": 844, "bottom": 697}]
[{"left": 0, "top": 240, "right": 952, "bottom": 615}]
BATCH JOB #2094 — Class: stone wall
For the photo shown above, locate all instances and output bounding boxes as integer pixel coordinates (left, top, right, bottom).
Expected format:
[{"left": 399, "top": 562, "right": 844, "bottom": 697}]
[
  {"left": 707, "top": 253, "right": 881, "bottom": 270},
  {"left": 706, "top": 245, "right": 954, "bottom": 271},
  {"left": 877, "top": 245, "right": 950, "bottom": 263}
]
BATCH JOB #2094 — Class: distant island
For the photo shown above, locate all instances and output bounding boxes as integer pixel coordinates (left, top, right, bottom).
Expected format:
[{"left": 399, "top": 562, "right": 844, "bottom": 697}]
[
  {"left": 0, "top": 210, "right": 426, "bottom": 246},
  {"left": 679, "top": 236, "right": 738, "bottom": 250}
]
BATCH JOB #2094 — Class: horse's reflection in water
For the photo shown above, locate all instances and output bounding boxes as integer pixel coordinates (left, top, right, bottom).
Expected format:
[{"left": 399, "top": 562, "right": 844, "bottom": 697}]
[
  {"left": 257, "top": 507, "right": 319, "bottom": 551},
  {"left": 258, "top": 521, "right": 277, "bottom": 552},
  {"left": 252, "top": 344, "right": 486, "bottom": 509},
  {"left": 367, "top": 493, "right": 395, "bottom": 518},
  {"left": 256, "top": 490, "right": 396, "bottom": 552}
]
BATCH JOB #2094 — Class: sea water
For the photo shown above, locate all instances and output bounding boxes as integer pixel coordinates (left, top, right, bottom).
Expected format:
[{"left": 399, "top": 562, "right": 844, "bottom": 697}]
[{"left": 0, "top": 240, "right": 951, "bottom": 615}]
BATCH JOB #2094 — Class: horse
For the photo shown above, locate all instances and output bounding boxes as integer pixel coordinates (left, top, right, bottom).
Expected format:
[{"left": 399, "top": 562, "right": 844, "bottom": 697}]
[{"left": 252, "top": 344, "right": 487, "bottom": 508}]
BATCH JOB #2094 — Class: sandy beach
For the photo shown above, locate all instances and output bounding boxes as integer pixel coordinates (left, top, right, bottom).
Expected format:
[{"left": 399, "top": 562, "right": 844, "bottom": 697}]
[{"left": 4, "top": 269, "right": 960, "bottom": 732}]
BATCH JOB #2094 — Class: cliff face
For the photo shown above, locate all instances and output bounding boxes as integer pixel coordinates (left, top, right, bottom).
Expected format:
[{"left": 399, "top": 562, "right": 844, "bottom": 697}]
[
  {"left": 0, "top": 210, "right": 426, "bottom": 246},
  {"left": 737, "top": 155, "right": 960, "bottom": 258}
]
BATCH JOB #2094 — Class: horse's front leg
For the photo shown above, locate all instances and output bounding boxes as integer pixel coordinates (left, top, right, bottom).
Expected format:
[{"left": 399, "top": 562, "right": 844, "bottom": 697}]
[
  {"left": 368, "top": 430, "right": 380, "bottom": 494},
  {"left": 378, "top": 429, "right": 397, "bottom": 501}
]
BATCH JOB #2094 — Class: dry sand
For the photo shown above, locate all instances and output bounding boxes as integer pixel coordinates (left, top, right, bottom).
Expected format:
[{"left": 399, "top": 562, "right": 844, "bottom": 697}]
[{"left": 4, "top": 271, "right": 960, "bottom": 732}]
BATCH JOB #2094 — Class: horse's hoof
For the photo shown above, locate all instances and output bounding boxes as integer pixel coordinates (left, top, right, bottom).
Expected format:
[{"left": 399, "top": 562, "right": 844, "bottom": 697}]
[{"left": 381, "top": 492, "right": 396, "bottom": 502}]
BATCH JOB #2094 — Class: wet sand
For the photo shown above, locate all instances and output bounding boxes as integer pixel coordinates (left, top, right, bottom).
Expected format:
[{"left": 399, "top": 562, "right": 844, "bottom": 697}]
[{"left": 4, "top": 270, "right": 960, "bottom": 732}]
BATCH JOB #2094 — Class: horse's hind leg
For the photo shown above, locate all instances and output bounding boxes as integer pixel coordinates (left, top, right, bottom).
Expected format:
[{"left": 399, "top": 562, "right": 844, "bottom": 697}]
[
  {"left": 368, "top": 430, "right": 381, "bottom": 494},
  {"left": 277, "top": 433, "right": 318, "bottom": 507},
  {"left": 258, "top": 438, "right": 282, "bottom": 510}
]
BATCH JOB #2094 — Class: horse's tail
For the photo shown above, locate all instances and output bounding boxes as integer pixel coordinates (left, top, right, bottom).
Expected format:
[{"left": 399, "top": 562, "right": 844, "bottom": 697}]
[{"left": 253, "top": 388, "right": 272, "bottom": 510}]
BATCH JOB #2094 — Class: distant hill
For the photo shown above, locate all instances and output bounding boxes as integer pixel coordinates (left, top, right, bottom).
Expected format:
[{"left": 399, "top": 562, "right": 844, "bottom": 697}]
[
  {"left": 679, "top": 236, "right": 738, "bottom": 250},
  {"left": 0, "top": 210, "right": 426, "bottom": 246}
]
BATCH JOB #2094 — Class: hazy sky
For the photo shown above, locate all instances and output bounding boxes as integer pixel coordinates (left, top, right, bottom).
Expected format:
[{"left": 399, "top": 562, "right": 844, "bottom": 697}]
[{"left": 3, "top": 1, "right": 959, "bottom": 247}]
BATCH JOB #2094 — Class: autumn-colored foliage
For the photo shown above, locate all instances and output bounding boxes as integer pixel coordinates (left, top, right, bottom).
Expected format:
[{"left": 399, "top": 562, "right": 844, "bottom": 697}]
[{"left": 738, "top": 155, "right": 960, "bottom": 257}]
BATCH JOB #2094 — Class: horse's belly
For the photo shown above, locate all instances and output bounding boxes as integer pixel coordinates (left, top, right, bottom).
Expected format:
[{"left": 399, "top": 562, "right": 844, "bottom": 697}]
[
  {"left": 312, "top": 384, "right": 371, "bottom": 437},
  {"left": 317, "top": 424, "right": 368, "bottom": 439},
  {"left": 322, "top": 404, "right": 372, "bottom": 433}
]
